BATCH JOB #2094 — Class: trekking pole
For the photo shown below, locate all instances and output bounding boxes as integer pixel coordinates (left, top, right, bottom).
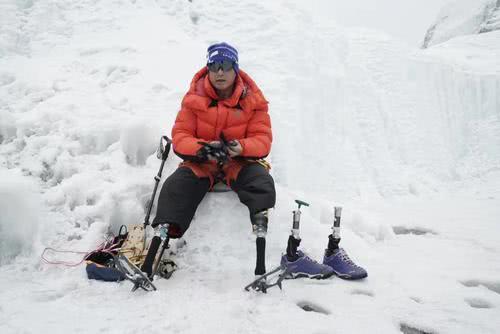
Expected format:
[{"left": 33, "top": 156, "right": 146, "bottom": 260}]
[
  {"left": 325, "top": 206, "right": 342, "bottom": 257},
  {"left": 286, "top": 200, "right": 309, "bottom": 260},
  {"left": 140, "top": 136, "right": 172, "bottom": 279},
  {"left": 144, "top": 136, "right": 172, "bottom": 227}
]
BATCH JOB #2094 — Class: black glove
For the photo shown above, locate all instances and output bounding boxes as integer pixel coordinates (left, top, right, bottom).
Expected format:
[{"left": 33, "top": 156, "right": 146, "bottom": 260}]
[
  {"left": 219, "top": 133, "right": 242, "bottom": 158},
  {"left": 197, "top": 141, "right": 229, "bottom": 162}
]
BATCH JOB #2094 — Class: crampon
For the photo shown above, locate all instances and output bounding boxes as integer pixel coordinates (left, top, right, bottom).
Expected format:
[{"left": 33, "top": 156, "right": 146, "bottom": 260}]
[
  {"left": 113, "top": 254, "right": 157, "bottom": 292},
  {"left": 244, "top": 265, "right": 289, "bottom": 293}
]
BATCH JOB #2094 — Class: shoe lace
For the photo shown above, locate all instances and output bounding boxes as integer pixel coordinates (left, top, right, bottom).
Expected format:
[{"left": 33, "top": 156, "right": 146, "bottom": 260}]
[
  {"left": 301, "top": 252, "right": 324, "bottom": 266},
  {"left": 338, "top": 249, "right": 360, "bottom": 268},
  {"left": 305, "top": 254, "right": 320, "bottom": 264}
]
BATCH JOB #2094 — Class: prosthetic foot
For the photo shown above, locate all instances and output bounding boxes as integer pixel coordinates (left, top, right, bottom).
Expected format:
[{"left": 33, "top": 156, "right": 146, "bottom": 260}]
[
  {"left": 280, "top": 200, "right": 333, "bottom": 279},
  {"left": 245, "top": 210, "right": 289, "bottom": 292},
  {"left": 141, "top": 223, "right": 177, "bottom": 280},
  {"left": 322, "top": 207, "right": 367, "bottom": 280}
]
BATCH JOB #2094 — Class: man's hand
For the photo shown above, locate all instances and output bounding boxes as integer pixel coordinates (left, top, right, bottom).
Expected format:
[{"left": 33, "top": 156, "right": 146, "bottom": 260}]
[{"left": 227, "top": 140, "right": 242, "bottom": 157}]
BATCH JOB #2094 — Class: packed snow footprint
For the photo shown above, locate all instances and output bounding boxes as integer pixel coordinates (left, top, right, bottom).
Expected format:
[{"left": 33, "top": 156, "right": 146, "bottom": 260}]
[
  {"left": 296, "top": 300, "right": 331, "bottom": 315},
  {"left": 392, "top": 226, "right": 437, "bottom": 236},
  {"left": 461, "top": 279, "right": 500, "bottom": 295}
]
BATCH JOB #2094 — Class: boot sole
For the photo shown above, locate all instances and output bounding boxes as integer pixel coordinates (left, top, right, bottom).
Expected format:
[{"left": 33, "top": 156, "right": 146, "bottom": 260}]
[
  {"left": 285, "top": 271, "right": 335, "bottom": 280},
  {"left": 332, "top": 270, "right": 368, "bottom": 280}
]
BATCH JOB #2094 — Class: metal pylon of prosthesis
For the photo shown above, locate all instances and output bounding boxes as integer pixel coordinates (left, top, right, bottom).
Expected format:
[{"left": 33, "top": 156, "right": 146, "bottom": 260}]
[{"left": 325, "top": 206, "right": 342, "bottom": 257}]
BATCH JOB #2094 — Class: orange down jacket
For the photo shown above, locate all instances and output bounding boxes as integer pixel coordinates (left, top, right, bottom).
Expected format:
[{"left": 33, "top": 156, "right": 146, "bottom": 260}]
[{"left": 172, "top": 67, "right": 272, "bottom": 186}]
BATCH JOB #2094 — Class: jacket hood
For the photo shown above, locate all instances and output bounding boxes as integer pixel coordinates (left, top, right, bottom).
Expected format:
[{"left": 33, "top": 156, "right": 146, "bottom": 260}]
[{"left": 181, "top": 67, "right": 268, "bottom": 112}]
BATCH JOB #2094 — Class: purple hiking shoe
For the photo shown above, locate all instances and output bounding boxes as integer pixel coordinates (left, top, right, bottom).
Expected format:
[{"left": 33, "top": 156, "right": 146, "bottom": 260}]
[
  {"left": 323, "top": 248, "right": 367, "bottom": 280},
  {"left": 280, "top": 251, "right": 335, "bottom": 279}
]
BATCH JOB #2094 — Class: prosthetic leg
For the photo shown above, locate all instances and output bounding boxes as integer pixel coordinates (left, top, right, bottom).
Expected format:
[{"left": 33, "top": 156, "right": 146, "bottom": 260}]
[
  {"left": 140, "top": 223, "right": 177, "bottom": 280},
  {"left": 322, "top": 206, "right": 368, "bottom": 279},
  {"left": 251, "top": 210, "right": 268, "bottom": 276},
  {"left": 245, "top": 210, "right": 288, "bottom": 293},
  {"left": 280, "top": 200, "right": 334, "bottom": 279},
  {"left": 285, "top": 200, "right": 309, "bottom": 261}
]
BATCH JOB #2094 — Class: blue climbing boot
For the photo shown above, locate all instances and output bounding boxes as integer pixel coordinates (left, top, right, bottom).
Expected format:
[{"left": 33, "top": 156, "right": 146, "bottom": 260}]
[
  {"left": 322, "top": 248, "right": 367, "bottom": 280},
  {"left": 280, "top": 251, "right": 334, "bottom": 279}
]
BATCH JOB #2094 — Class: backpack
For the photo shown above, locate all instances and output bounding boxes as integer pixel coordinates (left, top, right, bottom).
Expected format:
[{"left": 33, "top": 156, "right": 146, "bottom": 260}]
[{"left": 85, "top": 224, "right": 147, "bottom": 282}]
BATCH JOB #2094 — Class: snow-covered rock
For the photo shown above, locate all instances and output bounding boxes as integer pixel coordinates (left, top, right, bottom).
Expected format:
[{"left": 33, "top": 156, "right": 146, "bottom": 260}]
[{"left": 422, "top": 0, "right": 500, "bottom": 48}]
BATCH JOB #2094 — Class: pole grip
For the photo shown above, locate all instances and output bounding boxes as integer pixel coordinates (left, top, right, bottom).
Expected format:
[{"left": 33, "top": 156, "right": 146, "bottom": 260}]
[{"left": 157, "top": 136, "right": 172, "bottom": 161}]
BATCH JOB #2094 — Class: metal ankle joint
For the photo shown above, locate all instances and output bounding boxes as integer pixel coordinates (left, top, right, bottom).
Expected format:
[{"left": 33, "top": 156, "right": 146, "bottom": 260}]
[{"left": 251, "top": 210, "right": 268, "bottom": 238}]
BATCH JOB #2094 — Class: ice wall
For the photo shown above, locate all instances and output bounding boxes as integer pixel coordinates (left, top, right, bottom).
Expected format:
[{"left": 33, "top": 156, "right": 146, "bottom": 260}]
[
  {"left": 257, "top": 15, "right": 500, "bottom": 200},
  {"left": 415, "top": 32, "right": 500, "bottom": 185}
]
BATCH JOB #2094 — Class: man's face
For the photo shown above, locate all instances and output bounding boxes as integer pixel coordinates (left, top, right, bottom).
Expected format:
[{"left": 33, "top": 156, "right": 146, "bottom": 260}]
[{"left": 208, "top": 61, "right": 237, "bottom": 92}]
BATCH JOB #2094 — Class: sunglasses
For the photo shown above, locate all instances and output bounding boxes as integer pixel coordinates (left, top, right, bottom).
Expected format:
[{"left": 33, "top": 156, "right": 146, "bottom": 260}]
[{"left": 207, "top": 60, "right": 235, "bottom": 73}]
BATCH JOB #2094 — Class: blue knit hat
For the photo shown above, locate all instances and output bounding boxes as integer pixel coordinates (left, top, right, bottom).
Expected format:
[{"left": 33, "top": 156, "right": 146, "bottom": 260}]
[{"left": 206, "top": 42, "right": 239, "bottom": 73}]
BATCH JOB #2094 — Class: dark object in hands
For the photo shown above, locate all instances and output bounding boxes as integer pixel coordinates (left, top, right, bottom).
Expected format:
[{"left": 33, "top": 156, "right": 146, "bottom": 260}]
[{"left": 197, "top": 141, "right": 229, "bottom": 163}]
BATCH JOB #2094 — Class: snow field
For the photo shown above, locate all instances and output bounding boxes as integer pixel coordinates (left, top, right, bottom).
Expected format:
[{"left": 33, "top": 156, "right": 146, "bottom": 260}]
[{"left": 1, "top": 0, "right": 500, "bottom": 333}]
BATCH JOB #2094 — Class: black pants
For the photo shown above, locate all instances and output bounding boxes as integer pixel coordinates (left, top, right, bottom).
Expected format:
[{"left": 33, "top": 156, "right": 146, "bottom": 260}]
[{"left": 153, "top": 163, "right": 276, "bottom": 237}]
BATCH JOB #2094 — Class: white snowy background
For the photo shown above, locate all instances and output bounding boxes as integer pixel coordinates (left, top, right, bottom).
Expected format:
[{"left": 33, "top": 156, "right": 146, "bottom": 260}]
[{"left": 1, "top": 0, "right": 499, "bottom": 333}]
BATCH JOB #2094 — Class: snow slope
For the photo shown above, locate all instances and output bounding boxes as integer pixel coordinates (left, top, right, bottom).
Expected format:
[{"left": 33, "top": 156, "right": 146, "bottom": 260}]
[
  {"left": 308, "top": 0, "right": 452, "bottom": 46},
  {"left": 1, "top": 0, "right": 499, "bottom": 333}
]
